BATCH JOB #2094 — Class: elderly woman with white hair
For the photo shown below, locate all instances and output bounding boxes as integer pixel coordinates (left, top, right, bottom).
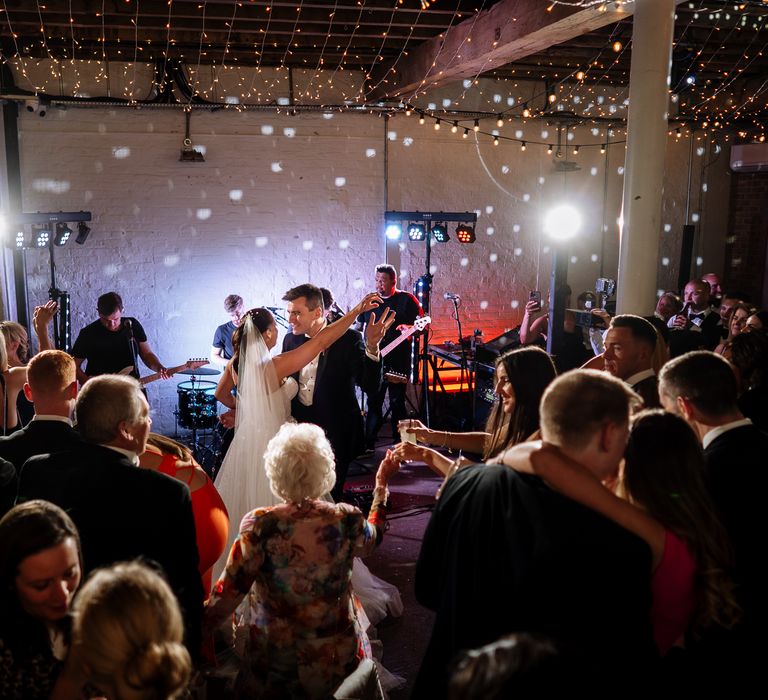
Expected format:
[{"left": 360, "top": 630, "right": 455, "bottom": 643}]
[{"left": 204, "top": 421, "right": 399, "bottom": 699}]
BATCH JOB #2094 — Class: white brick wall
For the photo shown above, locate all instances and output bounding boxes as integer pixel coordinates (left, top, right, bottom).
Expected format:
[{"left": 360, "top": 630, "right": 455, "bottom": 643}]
[{"left": 7, "top": 65, "right": 730, "bottom": 432}]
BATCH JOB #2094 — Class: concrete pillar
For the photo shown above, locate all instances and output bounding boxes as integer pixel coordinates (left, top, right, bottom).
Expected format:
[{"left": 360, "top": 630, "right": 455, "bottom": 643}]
[{"left": 616, "top": 0, "right": 676, "bottom": 314}]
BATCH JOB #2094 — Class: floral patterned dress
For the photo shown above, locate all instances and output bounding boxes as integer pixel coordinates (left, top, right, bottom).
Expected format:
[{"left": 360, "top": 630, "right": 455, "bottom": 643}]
[{"left": 205, "top": 499, "right": 381, "bottom": 699}]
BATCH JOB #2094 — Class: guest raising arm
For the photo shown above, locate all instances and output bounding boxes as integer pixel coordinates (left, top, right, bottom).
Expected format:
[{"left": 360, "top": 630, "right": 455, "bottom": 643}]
[{"left": 395, "top": 346, "right": 556, "bottom": 476}]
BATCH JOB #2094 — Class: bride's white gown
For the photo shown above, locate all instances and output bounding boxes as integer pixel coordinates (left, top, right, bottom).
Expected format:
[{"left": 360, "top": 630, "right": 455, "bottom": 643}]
[{"left": 211, "top": 328, "right": 403, "bottom": 652}]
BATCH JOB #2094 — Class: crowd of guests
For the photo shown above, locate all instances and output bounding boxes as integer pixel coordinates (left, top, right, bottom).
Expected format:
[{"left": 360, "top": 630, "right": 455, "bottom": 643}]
[{"left": 1, "top": 271, "right": 767, "bottom": 698}]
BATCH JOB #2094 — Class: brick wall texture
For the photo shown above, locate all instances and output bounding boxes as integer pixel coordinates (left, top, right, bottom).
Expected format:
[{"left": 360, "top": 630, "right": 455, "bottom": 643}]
[{"left": 6, "top": 66, "right": 732, "bottom": 432}]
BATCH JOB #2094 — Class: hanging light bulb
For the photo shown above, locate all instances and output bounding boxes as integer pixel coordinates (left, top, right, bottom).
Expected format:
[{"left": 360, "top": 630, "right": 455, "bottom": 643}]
[
  {"left": 493, "top": 136, "right": 500, "bottom": 146},
  {"left": 419, "top": 114, "right": 425, "bottom": 125},
  {"left": 521, "top": 141, "right": 527, "bottom": 151},
  {"left": 497, "top": 114, "right": 504, "bottom": 127},
  {"left": 613, "top": 41, "right": 623, "bottom": 52},
  {"left": 547, "top": 144, "right": 553, "bottom": 154},
  {"left": 548, "top": 94, "right": 556, "bottom": 103},
  {"left": 405, "top": 105, "right": 412, "bottom": 116},
  {"left": 600, "top": 144, "right": 607, "bottom": 154},
  {"left": 451, "top": 121, "right": 458, "bottom": 133},
  {"left": 434, "top": 118, "right": 441, "bottom": 130},
  {"left": 463, "top": 128, "right": 469, "bottom": 138},
  {"left": 574, "top": 145, "right": 580, "bottom": 154},
  {"left": 473, "top": 119, "right": 480, "bottom": 132},
  {"left": 522, "top": 105, "right": 531, "bottom": 118},
  {"left": 576, "top": 70, "right": 585, "bottom": 81}
]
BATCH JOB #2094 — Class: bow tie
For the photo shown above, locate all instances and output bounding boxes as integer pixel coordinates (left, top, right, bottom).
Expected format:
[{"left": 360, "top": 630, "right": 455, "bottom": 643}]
[{"left": 690, "top": 312, "right": 706, "bottom": 321}]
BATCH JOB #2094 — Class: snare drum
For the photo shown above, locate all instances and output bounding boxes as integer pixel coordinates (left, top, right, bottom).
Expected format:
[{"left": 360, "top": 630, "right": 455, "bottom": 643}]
[{"left": 177, "top": 380, "right": 218, "bottom": 430}]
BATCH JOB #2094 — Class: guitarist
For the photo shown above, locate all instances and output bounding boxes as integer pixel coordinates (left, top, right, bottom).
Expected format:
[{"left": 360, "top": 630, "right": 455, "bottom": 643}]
[
  {"left": 357, "top": 264, "right": 424, "bottom": 450},
  {"left": 72, "top": 292, "right": 169, "bottom": 386}
]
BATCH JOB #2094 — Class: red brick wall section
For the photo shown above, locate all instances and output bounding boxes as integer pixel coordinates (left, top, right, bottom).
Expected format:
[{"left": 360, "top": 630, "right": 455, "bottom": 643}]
[{"left": 724, "top": 172, "right": 768, "bottom": 305}]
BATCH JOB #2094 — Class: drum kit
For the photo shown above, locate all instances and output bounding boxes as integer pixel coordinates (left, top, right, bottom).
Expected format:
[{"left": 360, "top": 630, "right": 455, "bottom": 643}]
[{"left": 174, "top": 365, "right": 223, "bottom": 474}]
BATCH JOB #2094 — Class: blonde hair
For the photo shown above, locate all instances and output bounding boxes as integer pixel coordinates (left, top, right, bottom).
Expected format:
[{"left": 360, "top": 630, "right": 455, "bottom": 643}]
[
  {"left": 264, "top": 422, "right": 336, "bottom": 502},
  {"left": 72, "top": 561, "right": 191, "bottom": 700}
]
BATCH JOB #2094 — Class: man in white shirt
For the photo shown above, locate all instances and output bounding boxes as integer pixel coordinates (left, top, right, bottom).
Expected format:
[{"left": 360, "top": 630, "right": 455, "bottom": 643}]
[{"left": 281, "top": 283, "right": 393, "bottom": 500}]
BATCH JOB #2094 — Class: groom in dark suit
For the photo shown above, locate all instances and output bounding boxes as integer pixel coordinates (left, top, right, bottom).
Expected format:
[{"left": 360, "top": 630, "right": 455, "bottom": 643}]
[{"left": 281, "top": 284, "right": 393, "bottom": 500}]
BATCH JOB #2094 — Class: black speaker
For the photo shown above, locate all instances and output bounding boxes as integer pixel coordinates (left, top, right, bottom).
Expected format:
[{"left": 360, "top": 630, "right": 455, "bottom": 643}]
[
  {"left": 473, "top": 362, "right": 496, "bottom": 430},
  {"left": 475, "top": 328, "right": 520, "bottom": 365}
]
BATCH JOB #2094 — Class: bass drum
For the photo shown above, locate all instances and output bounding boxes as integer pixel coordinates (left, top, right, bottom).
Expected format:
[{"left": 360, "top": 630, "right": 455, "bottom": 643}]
[{"left": 176, "top": 380, "right": 218, "bottom": 430}]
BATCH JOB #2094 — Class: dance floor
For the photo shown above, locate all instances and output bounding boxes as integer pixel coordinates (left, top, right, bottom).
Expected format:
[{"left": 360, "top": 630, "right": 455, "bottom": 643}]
[{"left": 347, "top": 442, "right": 443, "bottom": 698}]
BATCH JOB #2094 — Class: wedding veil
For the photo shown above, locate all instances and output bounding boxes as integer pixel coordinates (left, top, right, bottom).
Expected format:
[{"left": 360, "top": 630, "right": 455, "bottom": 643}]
[{"left": 212, "top": 312, "right": 290, "bottom": 581}]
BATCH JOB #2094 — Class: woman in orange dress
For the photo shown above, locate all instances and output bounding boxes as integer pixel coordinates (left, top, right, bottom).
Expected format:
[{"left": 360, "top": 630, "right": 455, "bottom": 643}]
[{"left": 139, "top": 433, "right": 229, "bottom": 594}]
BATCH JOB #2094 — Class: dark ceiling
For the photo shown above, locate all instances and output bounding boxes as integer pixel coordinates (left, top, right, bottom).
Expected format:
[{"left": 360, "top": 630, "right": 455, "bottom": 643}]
[{"left": 1, "top": 0, "right": 766, "bottom": 135}]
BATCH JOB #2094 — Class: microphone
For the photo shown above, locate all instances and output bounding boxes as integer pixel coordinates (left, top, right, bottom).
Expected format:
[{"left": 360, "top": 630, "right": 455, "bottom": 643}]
[{"left": 444, "top": 292, "right": 461, "bottom": 301}]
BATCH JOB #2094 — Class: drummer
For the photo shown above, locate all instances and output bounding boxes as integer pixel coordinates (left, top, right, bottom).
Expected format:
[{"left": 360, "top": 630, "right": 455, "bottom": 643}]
[{"left": 210, "top": 294, "right": 244, "bottom": 368}]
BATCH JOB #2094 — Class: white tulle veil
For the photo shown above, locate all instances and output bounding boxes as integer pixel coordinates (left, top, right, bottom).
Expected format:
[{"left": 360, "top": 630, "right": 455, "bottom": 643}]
[{"left": 212, "top": 311, "right": 291, "bottom": 582}]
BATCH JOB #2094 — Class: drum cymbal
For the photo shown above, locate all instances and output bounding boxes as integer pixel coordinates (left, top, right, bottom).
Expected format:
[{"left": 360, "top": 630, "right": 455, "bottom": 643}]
[{"left": 177, "top": 367, "right": 221, "bottom": 376}]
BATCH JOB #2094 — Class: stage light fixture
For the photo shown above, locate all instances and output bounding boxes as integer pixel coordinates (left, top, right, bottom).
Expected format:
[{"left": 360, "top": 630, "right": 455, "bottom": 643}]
[
  {"left": 385, "top": 223, "right": 403, "bottom": 240},
  {"left": 76, "top": 222, "right": 91, "bottom": 245},
  {"left": 431, "top": 223, "right": 450, "bottom": 243},
  {"left": 34, "top": 226, "right": 50, "bottom": 248},
  {"left": 15, "top": 230, "right": 25, "bottom": 248},
  {"left": 543, "top": 204, "right": 582, "bottom": 241},
  {"left": 54, "top": 222, "right": 72, "bottom": 246},
  {"left": 455, "top": 224, "right": 475, "bottom": 244},
  {"left": 408, "top": 223, "right": 426, "bottom": 241}
]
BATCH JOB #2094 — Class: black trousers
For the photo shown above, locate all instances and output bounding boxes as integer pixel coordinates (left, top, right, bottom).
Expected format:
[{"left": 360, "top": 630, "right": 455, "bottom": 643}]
[{"left": 365, "top": 380, "right": 408, "bottom": 447}]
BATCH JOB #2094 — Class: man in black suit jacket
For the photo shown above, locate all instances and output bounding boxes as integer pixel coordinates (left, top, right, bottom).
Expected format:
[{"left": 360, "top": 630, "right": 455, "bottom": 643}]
[
  {"left": 0, "top": 350, "right": 83, "bottom": 473},
  {"left": 668, "top": 279, "right": 722, "bottom": 356},
  {"left": 603, "top": 314, "right": 661, "bottom": 409},
  {"left": 17, "top": 374, "right": 203, "bottom": 656},
  {"left": 281, "top": 284, "right": 392, "bottom": 500},
  {"left": 414, "top": 370, "right": 656, "bottom": 697},
  {"left": 660, "top": 350, "right": 768, "bottom": 689}
]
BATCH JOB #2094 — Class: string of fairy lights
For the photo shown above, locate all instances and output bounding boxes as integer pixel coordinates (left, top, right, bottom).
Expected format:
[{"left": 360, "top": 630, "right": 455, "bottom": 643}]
[{"left": 0, "top": 0, "right": 766, "bottom": 143}]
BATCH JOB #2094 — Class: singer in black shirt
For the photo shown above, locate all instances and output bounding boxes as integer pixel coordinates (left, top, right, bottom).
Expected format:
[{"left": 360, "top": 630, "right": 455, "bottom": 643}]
[{"left": 72, "top": 291, "right": 168, "bottom": 384}]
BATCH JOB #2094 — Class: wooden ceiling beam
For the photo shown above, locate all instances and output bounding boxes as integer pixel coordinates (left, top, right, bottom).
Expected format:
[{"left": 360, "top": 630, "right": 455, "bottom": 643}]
[{"left": 367, "top": 0, "right": 685, "bottom": 100}]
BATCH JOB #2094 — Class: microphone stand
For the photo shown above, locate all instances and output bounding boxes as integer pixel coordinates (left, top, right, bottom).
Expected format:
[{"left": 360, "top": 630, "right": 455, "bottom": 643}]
[
  {"left": 450, "top": 297, "right": 472, "bottom": 394},
  {"left": 125, "top": 320, "right": 140, "bottom": 378}
]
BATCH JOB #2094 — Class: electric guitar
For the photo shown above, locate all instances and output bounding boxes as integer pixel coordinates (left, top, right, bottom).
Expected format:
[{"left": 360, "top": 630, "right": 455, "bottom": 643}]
[
  {"left": 380, "top": 316, "right": 431, "bottom": 359},
  {"left": 118, "top": 358, "right": 209, "bottom": 386}
]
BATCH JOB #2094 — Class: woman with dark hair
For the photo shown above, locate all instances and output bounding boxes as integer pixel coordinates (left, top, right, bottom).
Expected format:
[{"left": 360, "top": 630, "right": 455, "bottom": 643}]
[
  {"left": 501, "top": 410, "right": 739, "bottom": 654},
  {"left": 140, "top": 433, "right": 229, "bottom": 594},
  {"left": 0, "top": 500, "right": 82, "bottom": 699},
  {"left": 396, "top": 346, "right": 557, "bottom": 476},
  {"left": 211, "top": 295, "right": 388, "bottom": 582}
]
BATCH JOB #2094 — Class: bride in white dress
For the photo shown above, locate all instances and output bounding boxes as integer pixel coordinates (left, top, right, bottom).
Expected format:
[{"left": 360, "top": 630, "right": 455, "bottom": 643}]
[
  {"left": 211, "top": 294, "right": 404, "bottom": 689},
  {"left": 212, "top": 292, "right": 383, "bottom": 579}
]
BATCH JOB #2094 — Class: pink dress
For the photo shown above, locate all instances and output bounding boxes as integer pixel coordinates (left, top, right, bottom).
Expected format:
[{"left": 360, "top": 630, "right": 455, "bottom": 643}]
[{"left": 651, "top": 530, "right": 697, "bottom": 654}]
